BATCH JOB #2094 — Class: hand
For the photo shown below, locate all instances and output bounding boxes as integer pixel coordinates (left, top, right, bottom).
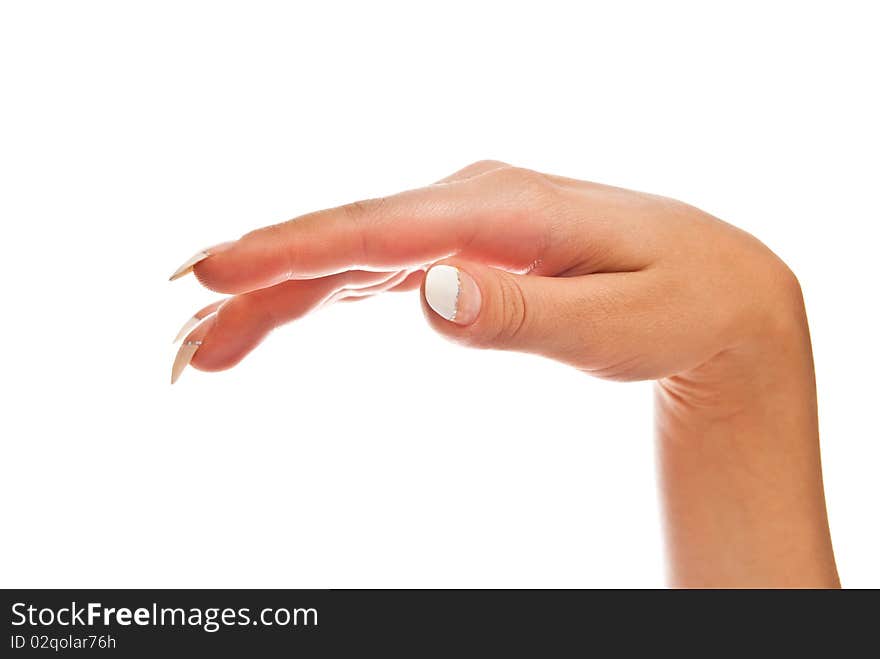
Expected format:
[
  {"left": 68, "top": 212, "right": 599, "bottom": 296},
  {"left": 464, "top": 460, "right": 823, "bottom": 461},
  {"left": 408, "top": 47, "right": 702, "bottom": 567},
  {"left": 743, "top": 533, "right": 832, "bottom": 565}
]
[{"left": 170, "top": 161, "right": 839, "bottom": 587}]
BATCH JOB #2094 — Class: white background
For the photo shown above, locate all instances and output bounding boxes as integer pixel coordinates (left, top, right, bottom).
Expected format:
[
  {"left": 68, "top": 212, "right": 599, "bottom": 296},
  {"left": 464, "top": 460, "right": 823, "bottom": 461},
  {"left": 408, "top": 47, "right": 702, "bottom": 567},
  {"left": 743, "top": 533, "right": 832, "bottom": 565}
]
[{"left": 1, "top": 1, "right": 877, "bottom": 588}]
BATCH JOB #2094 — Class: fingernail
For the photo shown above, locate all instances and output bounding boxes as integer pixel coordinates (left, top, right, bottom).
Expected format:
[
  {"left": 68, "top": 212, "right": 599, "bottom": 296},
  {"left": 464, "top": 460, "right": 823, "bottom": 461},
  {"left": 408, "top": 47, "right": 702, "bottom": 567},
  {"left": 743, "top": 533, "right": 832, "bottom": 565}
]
[
  {"left": 171, "top": 341, "right": 202, "bottom": 384},
  {"left": 424, "top": 265, "right": 481, "bottom": 325},
  {"left": 172, "top": 299, "right": 226, "bottom": 343},
  {"left": 172, "top": 315, "right": 202, "bottom": 344},
  {"left": 168, "top": 250, "right": 211, "bottom": 281}
]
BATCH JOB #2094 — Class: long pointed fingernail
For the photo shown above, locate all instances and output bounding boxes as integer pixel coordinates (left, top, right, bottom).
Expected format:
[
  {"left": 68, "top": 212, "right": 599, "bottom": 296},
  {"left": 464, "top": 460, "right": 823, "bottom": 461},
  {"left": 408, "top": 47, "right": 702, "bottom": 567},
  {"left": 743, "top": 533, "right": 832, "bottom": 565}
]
[
  {"left": 168, "top": 250, "right": 211, "bottom": 281},
  {"left": 424, "top": 265, "right": 481, "bottom": 325},
  {"left": 172, "top": 299, "right": 226, "bottom": 343},
  {"left": 171, "top": 341, "right": 202, "bottom": 384},
  {"left": 172, "top": 315, "right": 203, "bottom": 343}
]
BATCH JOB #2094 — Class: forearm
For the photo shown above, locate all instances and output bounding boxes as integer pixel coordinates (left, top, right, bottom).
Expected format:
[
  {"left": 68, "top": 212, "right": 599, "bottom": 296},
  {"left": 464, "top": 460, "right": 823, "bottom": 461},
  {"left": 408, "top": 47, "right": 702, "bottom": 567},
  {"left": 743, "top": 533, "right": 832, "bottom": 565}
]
[{"left": 655, "top": 306, "right": 839, "bottom": 588}]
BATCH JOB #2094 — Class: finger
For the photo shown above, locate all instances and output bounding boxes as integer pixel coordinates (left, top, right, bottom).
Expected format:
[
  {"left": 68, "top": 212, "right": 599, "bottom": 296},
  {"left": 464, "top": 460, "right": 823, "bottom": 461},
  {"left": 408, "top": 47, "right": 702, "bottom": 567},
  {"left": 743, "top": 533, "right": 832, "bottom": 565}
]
[
  {"left": 337, "top": 269, "right": 425, "bottom": 303},
  {"left": 185, "top": 270, "right": 396, "bottom": 373},
  {"left": 386, "top": 268, "right": 425, "bottom": 292},
  {"left": 326, "top": 269, "right": 412, "bottom": 304},
  {"left": 186, "top": 166, "right": 561, "bottom": 294},
  {"left": 420, "top": 259, "right": 700, "bottom": 381}
]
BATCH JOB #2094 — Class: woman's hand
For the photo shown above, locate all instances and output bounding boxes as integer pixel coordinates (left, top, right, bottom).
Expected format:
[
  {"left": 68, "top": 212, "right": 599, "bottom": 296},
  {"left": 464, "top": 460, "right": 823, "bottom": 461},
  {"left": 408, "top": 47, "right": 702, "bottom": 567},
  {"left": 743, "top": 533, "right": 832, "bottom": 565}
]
[{"left": 170, "top": 161, "right": 839, "bottom": 587}]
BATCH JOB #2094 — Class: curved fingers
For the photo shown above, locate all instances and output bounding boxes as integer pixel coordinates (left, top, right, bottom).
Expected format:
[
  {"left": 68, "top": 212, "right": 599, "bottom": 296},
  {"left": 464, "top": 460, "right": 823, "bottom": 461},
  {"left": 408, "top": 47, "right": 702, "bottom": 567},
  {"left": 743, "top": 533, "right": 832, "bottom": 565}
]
[{"left": 185, "top": 270, "right": 401, "bottom": 373}]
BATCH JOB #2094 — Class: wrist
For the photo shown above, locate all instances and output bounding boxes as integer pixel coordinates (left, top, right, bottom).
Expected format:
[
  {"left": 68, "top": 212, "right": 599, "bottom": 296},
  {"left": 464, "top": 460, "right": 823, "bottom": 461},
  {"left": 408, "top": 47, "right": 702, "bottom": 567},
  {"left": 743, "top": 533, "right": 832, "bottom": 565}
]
[
  {"left": 658, "top": 260, "right": 814, "bottom": 429},
  {"left": 654, "top": 269, "right": 837, "bottom": 587}
]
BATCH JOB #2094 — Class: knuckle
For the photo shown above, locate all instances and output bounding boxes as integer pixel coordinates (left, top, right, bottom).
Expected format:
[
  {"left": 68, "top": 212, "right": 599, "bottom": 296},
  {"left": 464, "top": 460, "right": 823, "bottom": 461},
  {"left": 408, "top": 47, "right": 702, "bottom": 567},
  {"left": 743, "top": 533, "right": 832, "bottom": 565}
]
[
  {"left": 340, "top": 196, "right": 387, "bottom": 224},
  {"left": 487, "top": 166, "right": 557, "bottom": 204},
  {"left": 498, "top": 166, "right": 541, "bottom": 186},
  {"left": 439, "top": 160, "right": 512, "bottom": 184},
  {"left": 339, "top": 196, "right": 387, "bottom": 263},
  {"left": 244, "top": 221, "right": 289, "bottom": 251},
  {"left": 248, "top": 222, "right": 298, "bottom": 281},
  {"left": 242, "top": 222, "right": 279, "bottom": 244},
  {"left": 467, "top": 159, "right": 510, "bottom": 172}
]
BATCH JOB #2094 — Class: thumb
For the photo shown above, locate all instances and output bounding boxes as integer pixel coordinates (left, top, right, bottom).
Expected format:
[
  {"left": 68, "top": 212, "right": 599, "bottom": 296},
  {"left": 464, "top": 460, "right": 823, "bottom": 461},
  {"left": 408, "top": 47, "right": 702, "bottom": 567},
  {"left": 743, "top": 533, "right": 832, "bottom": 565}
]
[
  {"left": 421, "top": 259, "right": 671, "bottom": 379},
  {"left": 422, "top": 260, "right": 560, "bottom": 355}
]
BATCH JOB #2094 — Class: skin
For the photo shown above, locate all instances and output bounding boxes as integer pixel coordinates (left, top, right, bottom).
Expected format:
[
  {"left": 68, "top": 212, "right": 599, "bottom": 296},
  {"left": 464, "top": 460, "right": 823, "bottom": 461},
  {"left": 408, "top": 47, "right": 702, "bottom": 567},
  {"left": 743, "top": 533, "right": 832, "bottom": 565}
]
[{"left": 175, "top": 160, "right": 839, "bottom": 588}]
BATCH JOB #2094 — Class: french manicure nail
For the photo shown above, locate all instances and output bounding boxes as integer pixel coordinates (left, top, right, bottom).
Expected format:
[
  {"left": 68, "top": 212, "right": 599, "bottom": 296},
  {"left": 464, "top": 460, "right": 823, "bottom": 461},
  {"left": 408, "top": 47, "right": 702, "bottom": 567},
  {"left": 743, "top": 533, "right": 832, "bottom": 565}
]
[
  {"left": 171, "top": 341, "right": 202, "bottom": 384},
  {"left": 168, "top": 250, "right": 211, "bottom": 281},
  {"left": 424, "top": 265, "right": 481, "bottom": 325},
  {"left": 172, "top": 299, "right": 226, "bottom": 343},
  {"left": 172, "top": 315, "right": 203, "bottom": 344}
]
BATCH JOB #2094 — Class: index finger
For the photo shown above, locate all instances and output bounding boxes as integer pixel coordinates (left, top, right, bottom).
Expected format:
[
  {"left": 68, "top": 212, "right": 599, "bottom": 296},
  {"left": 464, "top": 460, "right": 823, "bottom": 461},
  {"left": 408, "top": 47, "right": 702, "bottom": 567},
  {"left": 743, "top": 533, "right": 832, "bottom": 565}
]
[{"left": 176, "top": 168, "right": 554, "bottom": 294}]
